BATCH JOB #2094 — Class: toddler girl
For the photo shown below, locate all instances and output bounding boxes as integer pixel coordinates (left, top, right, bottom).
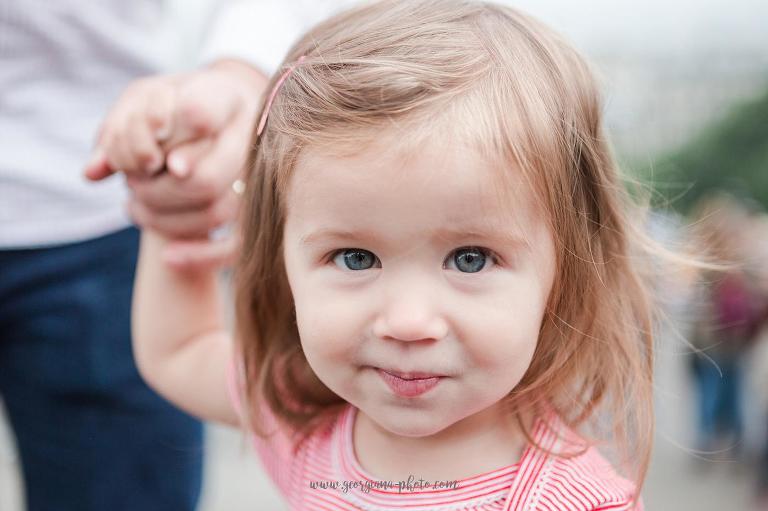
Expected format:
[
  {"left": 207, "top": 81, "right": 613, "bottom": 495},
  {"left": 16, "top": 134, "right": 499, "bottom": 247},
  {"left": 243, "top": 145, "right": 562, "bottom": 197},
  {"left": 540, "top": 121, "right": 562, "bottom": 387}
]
[{"left": 133, "top": 1, "right": 654, "bottom": 509}]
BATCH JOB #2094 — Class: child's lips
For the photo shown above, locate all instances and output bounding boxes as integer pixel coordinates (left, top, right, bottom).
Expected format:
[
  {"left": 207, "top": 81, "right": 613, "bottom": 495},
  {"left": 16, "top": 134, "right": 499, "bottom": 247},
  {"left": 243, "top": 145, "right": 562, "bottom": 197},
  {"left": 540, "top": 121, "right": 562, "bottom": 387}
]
[
  {"left": 377, "top": 367, "right": 447, "bottom": 380},
  {"left": 376, "top": 368, "right": 444, "bottom": 398}
]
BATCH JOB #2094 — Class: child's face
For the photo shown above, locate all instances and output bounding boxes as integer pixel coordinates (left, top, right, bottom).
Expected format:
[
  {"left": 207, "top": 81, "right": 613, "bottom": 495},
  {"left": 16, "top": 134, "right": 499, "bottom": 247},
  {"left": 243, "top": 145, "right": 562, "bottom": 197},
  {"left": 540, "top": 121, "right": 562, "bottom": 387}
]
[{"left": 282, "top": 138, "right": 556, "bottom": 438}]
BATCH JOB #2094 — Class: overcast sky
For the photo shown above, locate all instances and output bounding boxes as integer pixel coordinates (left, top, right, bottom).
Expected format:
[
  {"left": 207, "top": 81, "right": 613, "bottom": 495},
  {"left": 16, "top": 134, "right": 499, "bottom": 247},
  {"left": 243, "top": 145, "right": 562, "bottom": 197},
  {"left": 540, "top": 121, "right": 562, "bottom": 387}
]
[{"left": 500, "top": 0, "right": 768, "bottom": 56}]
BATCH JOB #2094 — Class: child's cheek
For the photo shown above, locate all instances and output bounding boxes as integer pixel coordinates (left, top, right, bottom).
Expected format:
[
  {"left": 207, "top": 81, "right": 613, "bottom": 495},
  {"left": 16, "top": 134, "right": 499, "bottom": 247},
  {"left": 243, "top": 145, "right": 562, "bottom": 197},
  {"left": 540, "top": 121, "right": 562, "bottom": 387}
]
[
  {"left": 294, "top": 293, "right": 369, "bottom": 402},
  {"left": 461, "top": 275, "right": 547, "bottom": 371},
  {"left": 294, "top": 291, "right": 366, "bottom": 362}
]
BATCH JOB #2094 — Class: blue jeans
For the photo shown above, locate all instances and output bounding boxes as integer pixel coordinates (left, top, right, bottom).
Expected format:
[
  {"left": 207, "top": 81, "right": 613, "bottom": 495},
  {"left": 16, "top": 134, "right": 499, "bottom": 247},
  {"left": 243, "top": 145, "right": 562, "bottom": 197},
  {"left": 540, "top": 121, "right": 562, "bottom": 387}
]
[
  {"left": 692, "top": 351, "right": 743, "bottom": 449},
  {"left": 0, "top": 227, "right": 203, "bottom": 510}
]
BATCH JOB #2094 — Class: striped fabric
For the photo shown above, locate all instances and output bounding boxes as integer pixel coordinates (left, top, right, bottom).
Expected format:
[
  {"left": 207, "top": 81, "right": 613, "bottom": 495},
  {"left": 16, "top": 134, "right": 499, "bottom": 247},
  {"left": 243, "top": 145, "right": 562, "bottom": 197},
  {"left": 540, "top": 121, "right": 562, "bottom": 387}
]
[{"left": 227, "top": 359, "right": 643, "bottom": 510}]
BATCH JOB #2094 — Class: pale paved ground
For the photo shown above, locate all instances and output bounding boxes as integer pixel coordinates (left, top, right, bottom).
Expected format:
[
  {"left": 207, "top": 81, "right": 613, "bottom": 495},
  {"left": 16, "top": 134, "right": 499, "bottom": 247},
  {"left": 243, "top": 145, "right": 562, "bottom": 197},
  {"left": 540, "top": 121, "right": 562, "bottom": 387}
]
[
  {"left": 0, "top": 413, "right": 287, "bottom": 511},
  {"left": 1, "top": 339, "right": 763, "bottom": 510},
  {"left": 643, "top": 335, "right": 759, "bottom": 511}
]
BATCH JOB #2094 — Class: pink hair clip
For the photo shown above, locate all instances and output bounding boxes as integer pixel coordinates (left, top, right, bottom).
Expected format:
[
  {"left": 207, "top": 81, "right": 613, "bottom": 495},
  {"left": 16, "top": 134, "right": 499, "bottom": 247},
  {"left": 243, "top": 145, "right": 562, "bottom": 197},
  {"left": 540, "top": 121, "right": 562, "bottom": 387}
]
[{"left": 256, "top": 55, "right": 307, "bottom": 137}]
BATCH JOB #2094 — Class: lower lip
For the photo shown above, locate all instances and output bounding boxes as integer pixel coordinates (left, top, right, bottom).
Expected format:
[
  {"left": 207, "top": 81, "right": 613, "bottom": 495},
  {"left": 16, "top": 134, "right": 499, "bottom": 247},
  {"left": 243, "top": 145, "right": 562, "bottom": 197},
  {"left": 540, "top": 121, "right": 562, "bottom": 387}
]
[{"left": 376, "top": 369, "right": 442, "bottom": 398}]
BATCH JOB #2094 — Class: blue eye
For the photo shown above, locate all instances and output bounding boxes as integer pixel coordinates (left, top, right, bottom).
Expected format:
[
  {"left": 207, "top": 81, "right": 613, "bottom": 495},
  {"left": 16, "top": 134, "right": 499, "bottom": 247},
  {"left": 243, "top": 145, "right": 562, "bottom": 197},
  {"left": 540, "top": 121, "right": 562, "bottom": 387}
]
[
  {"left": 445, "top": 247, "right": 494, "bottom": 273},
  {"left": 331, "top": 249, "right": 379, "bottom": 270}
]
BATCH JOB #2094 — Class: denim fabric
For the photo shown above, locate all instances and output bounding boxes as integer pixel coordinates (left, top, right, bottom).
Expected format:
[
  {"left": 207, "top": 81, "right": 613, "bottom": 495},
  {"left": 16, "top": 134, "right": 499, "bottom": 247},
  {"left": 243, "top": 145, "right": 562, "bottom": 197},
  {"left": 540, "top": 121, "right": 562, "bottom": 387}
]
[
  {"left": 691, "top": 351, "right": 744, "bottom": 450},
  {"left": 0, "top": 227, "right": 203, "bottom": 511}
]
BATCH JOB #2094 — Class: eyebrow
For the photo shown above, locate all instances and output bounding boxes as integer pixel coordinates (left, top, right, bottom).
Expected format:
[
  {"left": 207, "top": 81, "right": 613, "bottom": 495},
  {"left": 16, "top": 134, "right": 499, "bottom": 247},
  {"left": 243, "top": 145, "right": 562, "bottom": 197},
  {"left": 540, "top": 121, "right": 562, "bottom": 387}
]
[{"left": 299, "top": 227, "right": 530, "bottom": 250}]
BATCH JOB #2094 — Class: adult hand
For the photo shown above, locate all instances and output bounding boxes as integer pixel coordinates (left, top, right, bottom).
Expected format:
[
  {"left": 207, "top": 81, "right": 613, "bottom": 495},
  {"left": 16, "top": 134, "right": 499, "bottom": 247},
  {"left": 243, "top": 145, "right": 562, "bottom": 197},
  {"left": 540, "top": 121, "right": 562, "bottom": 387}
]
[{"left": 85, "top": 59, "right": 267, "bottom": 270}]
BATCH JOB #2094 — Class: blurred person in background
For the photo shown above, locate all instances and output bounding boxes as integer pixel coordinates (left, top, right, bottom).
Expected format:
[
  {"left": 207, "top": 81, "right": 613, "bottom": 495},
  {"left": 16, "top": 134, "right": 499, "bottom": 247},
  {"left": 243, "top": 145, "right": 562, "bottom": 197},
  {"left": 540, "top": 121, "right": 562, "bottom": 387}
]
[
  {"left": 0, "top": 1, "right": 344, "bottom": 509},
  {"left": 739, "top": 213, "right": 768, "bottom": 506},
  {"left": 687, "top": 193, "right": 766, "bottom": 465}
]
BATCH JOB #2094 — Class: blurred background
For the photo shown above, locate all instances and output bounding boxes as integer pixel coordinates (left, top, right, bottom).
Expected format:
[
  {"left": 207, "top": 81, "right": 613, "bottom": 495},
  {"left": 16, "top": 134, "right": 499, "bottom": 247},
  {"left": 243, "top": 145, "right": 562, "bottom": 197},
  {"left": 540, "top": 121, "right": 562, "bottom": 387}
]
[{"left": 2, "top": 0, "right": 767, "bottom": 509}]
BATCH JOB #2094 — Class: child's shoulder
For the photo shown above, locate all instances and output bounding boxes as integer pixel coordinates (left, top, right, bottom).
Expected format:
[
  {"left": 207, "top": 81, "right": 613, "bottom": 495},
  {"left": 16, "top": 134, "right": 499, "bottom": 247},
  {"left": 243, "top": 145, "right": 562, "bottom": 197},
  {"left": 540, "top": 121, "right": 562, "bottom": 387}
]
[
  {"left": 524, "top": 414, "right": 642, "bottom": 511},
  {"left": 237, "top": 398, "right": 349, "bottom": 500},
  {"left": 540, "top": 446, "right": 641, "bottom": 510}
]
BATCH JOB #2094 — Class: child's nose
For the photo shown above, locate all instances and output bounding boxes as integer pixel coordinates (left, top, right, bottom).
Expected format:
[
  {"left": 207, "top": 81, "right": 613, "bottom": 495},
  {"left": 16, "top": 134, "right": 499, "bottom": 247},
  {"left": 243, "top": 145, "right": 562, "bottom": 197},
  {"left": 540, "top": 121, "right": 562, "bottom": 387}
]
[{"left": 371, "top": 289, "right": 449, "bottom": 343}]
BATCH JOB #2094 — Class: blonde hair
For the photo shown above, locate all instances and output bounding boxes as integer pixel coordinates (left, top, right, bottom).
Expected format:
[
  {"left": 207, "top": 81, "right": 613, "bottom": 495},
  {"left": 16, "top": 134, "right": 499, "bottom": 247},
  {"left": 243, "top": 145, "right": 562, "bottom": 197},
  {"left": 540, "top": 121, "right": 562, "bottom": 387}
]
[{"left": 235, "top": 0, "right": 656, "bottom": 497}]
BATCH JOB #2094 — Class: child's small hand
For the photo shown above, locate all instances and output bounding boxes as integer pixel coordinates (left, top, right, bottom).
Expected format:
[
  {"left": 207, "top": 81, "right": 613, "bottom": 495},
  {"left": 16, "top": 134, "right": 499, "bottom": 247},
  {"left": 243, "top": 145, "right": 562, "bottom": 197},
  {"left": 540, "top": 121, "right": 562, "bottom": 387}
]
[{"left": 84, "top": 61, "right": 267, "bottom": 269}]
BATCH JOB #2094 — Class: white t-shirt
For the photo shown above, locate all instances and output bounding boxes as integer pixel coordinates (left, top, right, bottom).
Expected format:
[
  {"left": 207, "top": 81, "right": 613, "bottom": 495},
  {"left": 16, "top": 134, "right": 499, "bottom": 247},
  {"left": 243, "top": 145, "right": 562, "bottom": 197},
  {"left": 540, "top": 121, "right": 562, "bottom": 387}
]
[{"left": 0, "top": 0, "right": 353, "bottom": 248}]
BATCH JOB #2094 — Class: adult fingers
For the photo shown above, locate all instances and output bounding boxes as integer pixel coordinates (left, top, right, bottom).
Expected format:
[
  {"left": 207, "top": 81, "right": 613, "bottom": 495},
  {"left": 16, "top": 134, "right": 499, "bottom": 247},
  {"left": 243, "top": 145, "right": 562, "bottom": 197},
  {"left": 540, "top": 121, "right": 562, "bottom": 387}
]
[
  {"left": 93, "top": 82, "right": 156, "bottom": 176},
  {"left": 126, "top": 191, "right": 239, "bottom": 239},
  {"left": 126, "top": 138, "right": 217, "bottom": 211},
  {"left": 126, "top": 173, "right": 212, "bottom": 213},
  {"left": 101, "top": 109, "right": 141, "bottom": 175},
  {"left": 181, "top": 116, "right": 251, "bottom": 196},
  {"left": 89, "top": 100, "right": 133, "bottom": 177},
  {"left": 117, "top": 79, "right": 179, "bottom": 175},
  {"left": 146, "top": 79, "right": 178, "bottom": 142},
  {"left": 120, "top": 107, "right": 165, "bottom": 174},
  {"left": 83, "top": 147, "right": 114, "bottom": 181},
  {"left": 133, "top": 123, "right": 247, "bottom": 211},
  {"left": 90, "top": 77, "right": 184, "bottom": 177},
  {"left": 164, "top": 136, "right": 214, "bottom": 179},
  {"left": 163, "top": 235, "right": 240, "bottom": 271}
]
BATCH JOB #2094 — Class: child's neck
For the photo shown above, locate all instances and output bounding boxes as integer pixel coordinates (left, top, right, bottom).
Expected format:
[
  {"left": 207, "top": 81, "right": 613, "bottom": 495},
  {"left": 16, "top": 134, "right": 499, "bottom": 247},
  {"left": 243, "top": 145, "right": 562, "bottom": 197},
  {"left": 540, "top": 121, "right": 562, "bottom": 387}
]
[{"left": 352, "top": 403, "right": 530, "bottom": 483}]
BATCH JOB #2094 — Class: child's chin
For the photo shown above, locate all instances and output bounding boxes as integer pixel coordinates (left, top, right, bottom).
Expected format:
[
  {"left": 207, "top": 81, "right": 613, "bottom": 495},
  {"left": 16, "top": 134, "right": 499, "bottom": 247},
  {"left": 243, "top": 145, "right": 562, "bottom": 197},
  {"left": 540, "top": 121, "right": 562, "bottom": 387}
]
[{"left": 367, "top": 406, "right": 454, "bottom": 438}]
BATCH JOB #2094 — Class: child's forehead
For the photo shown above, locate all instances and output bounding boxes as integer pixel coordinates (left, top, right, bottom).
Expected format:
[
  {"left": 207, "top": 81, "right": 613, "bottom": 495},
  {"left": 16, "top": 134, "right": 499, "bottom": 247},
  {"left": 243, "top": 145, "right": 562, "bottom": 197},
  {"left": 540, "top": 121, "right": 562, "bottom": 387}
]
[
  {"left": 284, "top": 137, "right": 541, "bottom": 238},
  {"left": 295, "top": 137, "right": 519, "bottom": 197}
]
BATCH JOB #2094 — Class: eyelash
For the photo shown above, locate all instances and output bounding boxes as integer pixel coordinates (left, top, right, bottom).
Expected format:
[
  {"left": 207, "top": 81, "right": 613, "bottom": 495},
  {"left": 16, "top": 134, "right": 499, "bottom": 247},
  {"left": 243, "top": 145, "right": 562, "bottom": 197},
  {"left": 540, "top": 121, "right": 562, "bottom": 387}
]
[{"left": 324, "top": 246, "right": 502, "bottom": 271}]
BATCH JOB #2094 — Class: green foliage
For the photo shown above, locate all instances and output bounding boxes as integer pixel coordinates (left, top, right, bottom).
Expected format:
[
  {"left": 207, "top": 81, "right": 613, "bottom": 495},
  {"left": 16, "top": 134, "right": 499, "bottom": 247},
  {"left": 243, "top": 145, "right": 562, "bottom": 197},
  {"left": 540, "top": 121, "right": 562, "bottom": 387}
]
[{"left": 636, "top": 87, "right": 768, "bottom": 213}]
